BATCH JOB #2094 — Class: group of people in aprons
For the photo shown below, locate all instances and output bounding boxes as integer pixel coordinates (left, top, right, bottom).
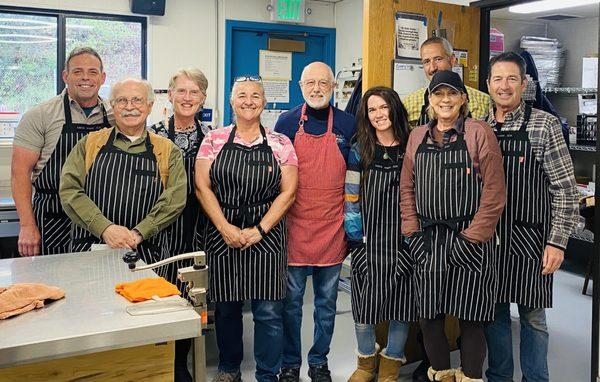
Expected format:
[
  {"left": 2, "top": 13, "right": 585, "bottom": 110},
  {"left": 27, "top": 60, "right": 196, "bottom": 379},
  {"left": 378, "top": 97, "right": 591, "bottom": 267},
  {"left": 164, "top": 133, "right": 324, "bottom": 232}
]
[
  {"left": 13, "top": 44, "right": 580, "bottom": 382},
  {"left": 344, "top": 50, "right": 580, "bottom": 382}
]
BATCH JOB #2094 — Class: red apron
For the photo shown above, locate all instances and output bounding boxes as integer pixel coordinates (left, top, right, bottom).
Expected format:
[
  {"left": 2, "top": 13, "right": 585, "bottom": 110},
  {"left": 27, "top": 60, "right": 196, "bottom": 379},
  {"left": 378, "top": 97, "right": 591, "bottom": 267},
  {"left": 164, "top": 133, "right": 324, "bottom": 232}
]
[{"left": 286, "top": 104, "right": 347, "bottom": 266}]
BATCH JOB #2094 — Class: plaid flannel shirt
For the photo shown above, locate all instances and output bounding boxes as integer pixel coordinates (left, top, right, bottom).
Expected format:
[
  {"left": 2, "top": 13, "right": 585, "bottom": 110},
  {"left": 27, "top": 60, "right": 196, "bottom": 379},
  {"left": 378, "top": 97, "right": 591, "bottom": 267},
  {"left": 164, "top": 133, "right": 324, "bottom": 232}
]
[{"left": 487, "top": 102, "right": 580, "bottom": 249}]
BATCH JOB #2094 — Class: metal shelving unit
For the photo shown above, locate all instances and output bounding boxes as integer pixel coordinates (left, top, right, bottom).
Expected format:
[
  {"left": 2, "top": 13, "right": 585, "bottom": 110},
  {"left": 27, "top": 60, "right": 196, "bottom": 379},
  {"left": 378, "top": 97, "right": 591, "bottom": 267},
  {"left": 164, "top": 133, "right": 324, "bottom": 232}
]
[
  {"left": 571, "top": 229, "right": 594, "bottom": 243},
  {"left": 543, "top": 87, "right": 598, "bottom": 94},
  {"left": 570, "top": 144, "right": 597, "bottom": 152}
]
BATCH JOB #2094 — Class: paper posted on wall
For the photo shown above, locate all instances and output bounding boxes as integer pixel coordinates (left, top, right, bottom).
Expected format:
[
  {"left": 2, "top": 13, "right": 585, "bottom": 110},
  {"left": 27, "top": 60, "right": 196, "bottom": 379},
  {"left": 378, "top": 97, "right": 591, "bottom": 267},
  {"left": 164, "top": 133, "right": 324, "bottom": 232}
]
[
  {"left": 395, "top": 12, "right": 428, "bottom": 60},
  {"left": 259, "top": 50, "right": 292, "bottom": 81},
  {"left": 263, "top": 80, "right": 290, "bottom": 103}
]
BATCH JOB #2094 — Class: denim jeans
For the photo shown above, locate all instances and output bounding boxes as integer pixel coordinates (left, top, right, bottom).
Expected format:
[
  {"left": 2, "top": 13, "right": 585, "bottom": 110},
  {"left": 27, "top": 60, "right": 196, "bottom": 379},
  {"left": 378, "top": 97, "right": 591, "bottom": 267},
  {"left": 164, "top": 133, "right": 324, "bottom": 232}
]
[
  {"left": 485, "top": 303, "right": 549, "bottom": 382},
  {"left": 282, "top": 264, "right": 342, "bottom": 368},
  {"left": 355, "top": 320, "right": 410, "bottom": 359},
  {"left": 215, "top": 299, "right": 284, "bottom": 382}
]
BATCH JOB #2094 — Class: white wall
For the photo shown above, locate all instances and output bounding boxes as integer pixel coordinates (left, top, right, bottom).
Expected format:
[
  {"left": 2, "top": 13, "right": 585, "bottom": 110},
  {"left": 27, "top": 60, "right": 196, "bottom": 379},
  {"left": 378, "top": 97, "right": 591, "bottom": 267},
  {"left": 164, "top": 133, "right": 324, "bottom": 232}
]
[{"left": 334, "top": 0, "right": 363, "bottom": 78}]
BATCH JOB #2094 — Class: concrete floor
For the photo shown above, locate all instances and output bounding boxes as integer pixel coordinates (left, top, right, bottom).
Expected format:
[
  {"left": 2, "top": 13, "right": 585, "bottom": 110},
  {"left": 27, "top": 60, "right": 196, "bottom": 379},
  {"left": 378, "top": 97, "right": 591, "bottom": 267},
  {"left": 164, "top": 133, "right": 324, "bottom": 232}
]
[{"left": 204, "top": 270, "right": 593, "bottom": 381}]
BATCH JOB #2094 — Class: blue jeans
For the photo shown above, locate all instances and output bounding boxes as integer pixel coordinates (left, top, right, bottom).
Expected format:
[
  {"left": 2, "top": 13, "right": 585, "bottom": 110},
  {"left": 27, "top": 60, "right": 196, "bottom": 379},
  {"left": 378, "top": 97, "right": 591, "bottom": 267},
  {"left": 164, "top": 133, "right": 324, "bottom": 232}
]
[
  {"left": 215, "top": 299, "right": 284, "bottom": 382},
  {"left": 355, "top": 320, "right": 410, "bottom": 359},
  {"left": 485, "top": 303, "right": 549, "bottom": 382},
  {"left": 282, "top": 264, "right": 342, "bottom": 368}
]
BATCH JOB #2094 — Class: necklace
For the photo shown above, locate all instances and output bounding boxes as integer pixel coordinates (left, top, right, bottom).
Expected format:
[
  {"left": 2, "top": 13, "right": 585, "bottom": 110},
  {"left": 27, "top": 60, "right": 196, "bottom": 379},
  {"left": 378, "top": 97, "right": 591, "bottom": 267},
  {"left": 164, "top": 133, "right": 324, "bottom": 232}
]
[
  {"left": 379, "top": 139, "right": 397, "bottom": 161},
  {"left": 175, "top": 123, "right": 196, "bottom": 132}
]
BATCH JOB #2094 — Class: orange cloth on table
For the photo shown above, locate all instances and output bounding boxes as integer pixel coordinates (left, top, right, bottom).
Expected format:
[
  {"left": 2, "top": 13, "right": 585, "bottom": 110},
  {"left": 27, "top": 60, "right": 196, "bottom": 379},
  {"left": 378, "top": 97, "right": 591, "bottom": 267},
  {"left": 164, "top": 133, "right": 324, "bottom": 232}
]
[
  {"left": 115, "top": 277, "right": 181, "bottom": 302},
  {"left": 0, "top": 283, "right": 65, "bottom": 320}
]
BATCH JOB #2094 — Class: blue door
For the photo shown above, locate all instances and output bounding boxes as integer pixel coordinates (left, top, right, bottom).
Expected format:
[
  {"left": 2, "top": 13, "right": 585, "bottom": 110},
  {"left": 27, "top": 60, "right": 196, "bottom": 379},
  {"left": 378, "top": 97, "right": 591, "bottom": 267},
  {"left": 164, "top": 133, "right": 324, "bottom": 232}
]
[{"left": 224, "top": 20, "right": 336, "bottom": 126}]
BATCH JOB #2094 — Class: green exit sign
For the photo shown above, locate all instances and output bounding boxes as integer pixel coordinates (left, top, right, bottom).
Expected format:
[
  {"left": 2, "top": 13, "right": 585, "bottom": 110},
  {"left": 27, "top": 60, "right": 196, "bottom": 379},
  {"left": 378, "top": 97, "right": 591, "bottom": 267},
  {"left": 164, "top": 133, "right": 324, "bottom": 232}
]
[{"left": 271, "top": 0, "right": 306, "bottom": 23}]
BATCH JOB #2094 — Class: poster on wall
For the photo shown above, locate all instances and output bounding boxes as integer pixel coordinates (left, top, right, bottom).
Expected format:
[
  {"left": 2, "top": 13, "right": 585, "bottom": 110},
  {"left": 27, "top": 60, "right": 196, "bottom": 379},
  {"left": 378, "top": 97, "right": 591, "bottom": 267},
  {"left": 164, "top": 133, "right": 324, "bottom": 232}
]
[
  {"left": 259, "top": 50, "right": 292, "bottom": 80},
  {"left": 263, "top": 80, "right": 290, "bottom": 103},
  {"left": 395, "top": 12, "right": 428, "bottom": 60},
  {"left": 454, "top": 49, "right": 468, "bottom": 68}
]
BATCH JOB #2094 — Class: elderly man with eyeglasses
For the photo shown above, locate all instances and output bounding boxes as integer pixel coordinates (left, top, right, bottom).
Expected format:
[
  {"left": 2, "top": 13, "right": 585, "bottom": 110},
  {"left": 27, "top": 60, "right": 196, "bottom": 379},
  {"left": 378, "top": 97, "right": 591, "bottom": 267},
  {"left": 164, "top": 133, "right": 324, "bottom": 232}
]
[
  {"left": 59, "top": 78, "right": 186, "bottom": 267},
  {"left": 274, "top": 61, "right": 357, "bottom": 382}
]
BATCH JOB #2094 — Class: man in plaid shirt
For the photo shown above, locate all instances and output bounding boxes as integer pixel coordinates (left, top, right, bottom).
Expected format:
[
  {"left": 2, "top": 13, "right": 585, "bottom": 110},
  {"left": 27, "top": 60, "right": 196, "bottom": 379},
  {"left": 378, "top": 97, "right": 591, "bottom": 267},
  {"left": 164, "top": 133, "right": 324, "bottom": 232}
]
[
  {"left": 484, "top": 52, "right": 580, "bottom": 382},
  {"left": 402, "top": 37, "right": 490, "bottom": 129}
]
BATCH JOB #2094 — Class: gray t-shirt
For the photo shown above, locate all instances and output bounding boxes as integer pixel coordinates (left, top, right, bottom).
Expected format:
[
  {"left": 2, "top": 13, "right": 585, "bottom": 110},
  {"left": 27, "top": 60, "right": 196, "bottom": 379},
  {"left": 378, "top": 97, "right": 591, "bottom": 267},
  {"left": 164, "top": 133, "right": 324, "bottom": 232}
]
[{"left": 13, "top": 89, "right": 115, "bottom": 181}]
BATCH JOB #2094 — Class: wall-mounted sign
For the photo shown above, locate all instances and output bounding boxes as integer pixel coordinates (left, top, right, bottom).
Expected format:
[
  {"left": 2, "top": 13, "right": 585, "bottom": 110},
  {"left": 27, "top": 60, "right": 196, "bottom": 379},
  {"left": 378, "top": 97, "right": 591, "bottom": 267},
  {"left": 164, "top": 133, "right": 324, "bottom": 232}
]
[
  {"left": 259, "top": 50, "right": 293, "bottom": 81},
  {"left": 271, "top": 0, "right": 306, "bottom": 23},
  {"left": 395, "top": 12, "right": 428, "bottom": 60}
]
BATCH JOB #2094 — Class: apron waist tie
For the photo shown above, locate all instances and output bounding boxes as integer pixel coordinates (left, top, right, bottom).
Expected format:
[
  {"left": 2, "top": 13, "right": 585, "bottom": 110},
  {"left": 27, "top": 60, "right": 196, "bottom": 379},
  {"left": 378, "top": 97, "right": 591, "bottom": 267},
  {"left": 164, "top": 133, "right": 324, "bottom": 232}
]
[
  {"left": 220, "top": 194, "right": 277, "bottom": 228},
  {"left": 417, "top": 214, "right": 474, "bottom": 252}
]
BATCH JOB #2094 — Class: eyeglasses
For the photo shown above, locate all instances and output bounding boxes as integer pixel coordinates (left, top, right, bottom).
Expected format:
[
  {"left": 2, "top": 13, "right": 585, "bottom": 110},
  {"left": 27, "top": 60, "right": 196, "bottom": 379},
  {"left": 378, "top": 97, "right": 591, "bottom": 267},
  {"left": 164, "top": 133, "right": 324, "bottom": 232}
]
[
  {"left": 113, "top": 96, "right": 146, "bottom": 108},
  {"left": 173, "top": 88, "right": 204, "bottom": 99},
  {"left": 234, "top": 75, "right": 262, "bottom": 83},
  {"left": 300, "top": 79, "right": 334, "bottom": 89}
]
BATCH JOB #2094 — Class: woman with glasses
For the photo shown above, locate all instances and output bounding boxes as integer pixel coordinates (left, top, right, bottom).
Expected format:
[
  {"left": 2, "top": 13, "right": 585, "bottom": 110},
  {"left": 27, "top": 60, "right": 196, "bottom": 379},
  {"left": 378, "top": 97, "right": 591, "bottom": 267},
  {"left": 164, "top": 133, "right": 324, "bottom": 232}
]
[
  {"left": 148, "top": 68, "right": 210, "bottom": 382},
  {"left": 196, "top": 77, "right": 298, "bottom": 382},
  {"left": 344, "top": 86, "right": 416, "bottom": 382},
  {"left": 400, "top": 71, "right": 505, "bottom": 382}
]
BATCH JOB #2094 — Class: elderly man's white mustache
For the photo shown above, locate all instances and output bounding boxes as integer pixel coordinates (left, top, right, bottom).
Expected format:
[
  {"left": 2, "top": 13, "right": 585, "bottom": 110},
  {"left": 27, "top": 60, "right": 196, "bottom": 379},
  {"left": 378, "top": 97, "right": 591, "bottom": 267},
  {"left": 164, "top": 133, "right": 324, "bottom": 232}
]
[{"left": 121, "top": 110, "right": 142, "bottom": 117}]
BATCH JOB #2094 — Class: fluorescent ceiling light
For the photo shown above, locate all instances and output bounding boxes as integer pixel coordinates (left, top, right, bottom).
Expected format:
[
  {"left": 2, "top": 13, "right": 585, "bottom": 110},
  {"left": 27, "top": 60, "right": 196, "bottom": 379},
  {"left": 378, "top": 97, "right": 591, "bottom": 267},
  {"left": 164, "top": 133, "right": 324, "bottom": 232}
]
[{"left": 509, "top": 0, "right": 600, "bottom": 14}]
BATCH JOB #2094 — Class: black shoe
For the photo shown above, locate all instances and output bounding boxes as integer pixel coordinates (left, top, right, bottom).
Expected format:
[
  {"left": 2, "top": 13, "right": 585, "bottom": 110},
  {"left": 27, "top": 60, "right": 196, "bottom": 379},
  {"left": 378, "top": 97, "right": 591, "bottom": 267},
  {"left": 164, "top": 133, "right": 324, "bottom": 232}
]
[
  {"left": 412, "top": 360, "right": 431, "bottom": 382},
  {"left": 308, "top": 363, "right": 332, "bottom": 382},
  {"left": 279, "top": 367, "right": 300, "bottom": 382}
]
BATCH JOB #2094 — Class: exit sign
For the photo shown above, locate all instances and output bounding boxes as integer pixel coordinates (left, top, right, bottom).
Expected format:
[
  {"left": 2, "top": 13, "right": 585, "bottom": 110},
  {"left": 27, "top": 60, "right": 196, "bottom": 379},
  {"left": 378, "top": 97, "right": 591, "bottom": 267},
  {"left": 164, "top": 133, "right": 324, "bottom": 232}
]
[{"left": 271, "top": 0, "right": 306, "bottom": 23}]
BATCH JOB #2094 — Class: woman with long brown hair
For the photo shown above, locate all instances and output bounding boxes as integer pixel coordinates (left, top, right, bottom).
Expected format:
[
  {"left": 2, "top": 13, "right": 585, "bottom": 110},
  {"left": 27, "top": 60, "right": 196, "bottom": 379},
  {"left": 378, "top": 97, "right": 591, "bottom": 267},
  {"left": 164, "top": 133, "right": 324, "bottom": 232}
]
[{"left": 344, "top": 86, "right": 415, "bottom": 382}]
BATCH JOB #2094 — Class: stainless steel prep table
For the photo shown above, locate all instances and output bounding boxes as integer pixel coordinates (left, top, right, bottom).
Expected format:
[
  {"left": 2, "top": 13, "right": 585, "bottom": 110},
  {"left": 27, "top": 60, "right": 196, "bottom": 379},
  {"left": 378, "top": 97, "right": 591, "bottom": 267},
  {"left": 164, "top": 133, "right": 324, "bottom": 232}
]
[{"left": 0, "top": 249, "right": 202, "bottom": 381}]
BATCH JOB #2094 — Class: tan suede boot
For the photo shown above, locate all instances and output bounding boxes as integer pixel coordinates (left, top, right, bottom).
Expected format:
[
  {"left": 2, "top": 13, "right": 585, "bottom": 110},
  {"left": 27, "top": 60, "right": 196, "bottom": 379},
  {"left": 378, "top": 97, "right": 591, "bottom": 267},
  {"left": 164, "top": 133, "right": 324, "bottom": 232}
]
[
  {"left": 376, "top": 351, "right": 406, "bottom": 382},
  {"left": 454, "top": 369, "right": 483, "bottom": 382},
  {"left": 348, "top": 344, "right": 380, "bottom": 382},
  {"left": 427, "top": 367, "right": 456, "bottom": 382}
]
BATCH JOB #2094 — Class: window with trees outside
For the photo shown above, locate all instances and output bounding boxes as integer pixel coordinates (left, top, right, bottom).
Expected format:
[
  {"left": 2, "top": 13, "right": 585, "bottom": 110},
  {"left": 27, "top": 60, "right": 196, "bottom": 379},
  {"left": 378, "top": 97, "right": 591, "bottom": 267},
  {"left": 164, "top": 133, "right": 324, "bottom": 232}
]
[{"left": 0, "top": 8, "right": 146, "bottom": 142}]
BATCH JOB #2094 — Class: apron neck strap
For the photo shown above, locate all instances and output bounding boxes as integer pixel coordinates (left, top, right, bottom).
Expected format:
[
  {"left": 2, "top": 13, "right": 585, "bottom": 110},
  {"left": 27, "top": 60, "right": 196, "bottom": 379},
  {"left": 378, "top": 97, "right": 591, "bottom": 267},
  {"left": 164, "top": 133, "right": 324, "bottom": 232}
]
[
  {"left": 168, "top": 115, "right": 176, "bottom": 141},
  {"left": 299, "top": 103, "right": 334, "bottom": 134},
  {"left": 519, "top": 104, "right": 533, "bottom": 133},
  {"left": 106, "top": 127, "right": 153, "bottom": 151},
  {"left": 63, "top": 92, "right": 73, "bottom": 127},
  {"left": 228, "top": 124, "right": 269, "bottom": 146},
  {"left": 63, "top": 92, "right": 109, "bottom": 127},
  {"left": 168, "top": 115, "right": 202, "bottom": 143}
]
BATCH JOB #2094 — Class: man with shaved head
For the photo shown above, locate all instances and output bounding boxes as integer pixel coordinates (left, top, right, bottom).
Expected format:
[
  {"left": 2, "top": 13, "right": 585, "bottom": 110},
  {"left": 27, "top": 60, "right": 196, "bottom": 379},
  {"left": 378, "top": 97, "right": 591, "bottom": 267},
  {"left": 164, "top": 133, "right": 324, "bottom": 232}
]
[
  {"left": 275, "top": 61, "right": 356, "bottom": 382},
  {"left": 59, "top": 78, "right": 186, "bottom": 267}
]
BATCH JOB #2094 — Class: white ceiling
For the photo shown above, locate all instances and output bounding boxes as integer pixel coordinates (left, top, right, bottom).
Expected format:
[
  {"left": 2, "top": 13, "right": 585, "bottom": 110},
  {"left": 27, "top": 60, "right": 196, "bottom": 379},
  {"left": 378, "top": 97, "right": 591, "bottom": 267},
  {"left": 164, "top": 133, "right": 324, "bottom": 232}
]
[{"left": 492, "top": 3, "right": 599, "bottom": 21}]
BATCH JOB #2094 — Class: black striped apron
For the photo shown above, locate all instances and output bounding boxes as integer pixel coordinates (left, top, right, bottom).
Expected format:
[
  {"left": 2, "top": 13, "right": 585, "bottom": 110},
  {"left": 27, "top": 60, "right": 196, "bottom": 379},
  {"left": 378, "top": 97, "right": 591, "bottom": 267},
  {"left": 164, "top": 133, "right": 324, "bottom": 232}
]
[
  {"left": 351, "top": 152, "right": 417, "bottom": 324},
  {"left": 494, "top": 105, "right": 552, "bottom": 308},
  {"left": 160, "top": 117, "right": 206, "bottom": 297},
  {"left": 206, "top": 125, "right": 286, "bottom": 302},
  {"left": 410, "top": 129, "right": 496, "bottom": 321},
  {"left": 33, "top": 93, "right": 110, "bottom": 255},
  {"left": 69, "top": 129, "right": 169, "bottom": 279}
]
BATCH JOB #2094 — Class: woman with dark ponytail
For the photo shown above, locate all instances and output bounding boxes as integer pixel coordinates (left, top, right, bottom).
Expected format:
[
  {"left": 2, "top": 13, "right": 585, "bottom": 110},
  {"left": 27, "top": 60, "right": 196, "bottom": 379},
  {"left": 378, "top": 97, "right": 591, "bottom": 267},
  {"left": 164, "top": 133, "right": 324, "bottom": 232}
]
[{"left": 344, "top": 86, "right": 415, "bottom": 382}]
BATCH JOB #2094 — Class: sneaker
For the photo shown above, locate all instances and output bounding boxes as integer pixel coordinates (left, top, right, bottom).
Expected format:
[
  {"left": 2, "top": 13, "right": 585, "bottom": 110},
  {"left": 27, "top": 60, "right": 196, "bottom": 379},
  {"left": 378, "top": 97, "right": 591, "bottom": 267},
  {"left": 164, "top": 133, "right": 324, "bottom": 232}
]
[
  {"left": 279, "top": 367, "right": 300, "bottom": 382},
  {"left": 308, "top": 363, "right": 332, "bottom": 382},
  {"left": 212, "top": 370, "right": 242, "bottom": 382}
]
